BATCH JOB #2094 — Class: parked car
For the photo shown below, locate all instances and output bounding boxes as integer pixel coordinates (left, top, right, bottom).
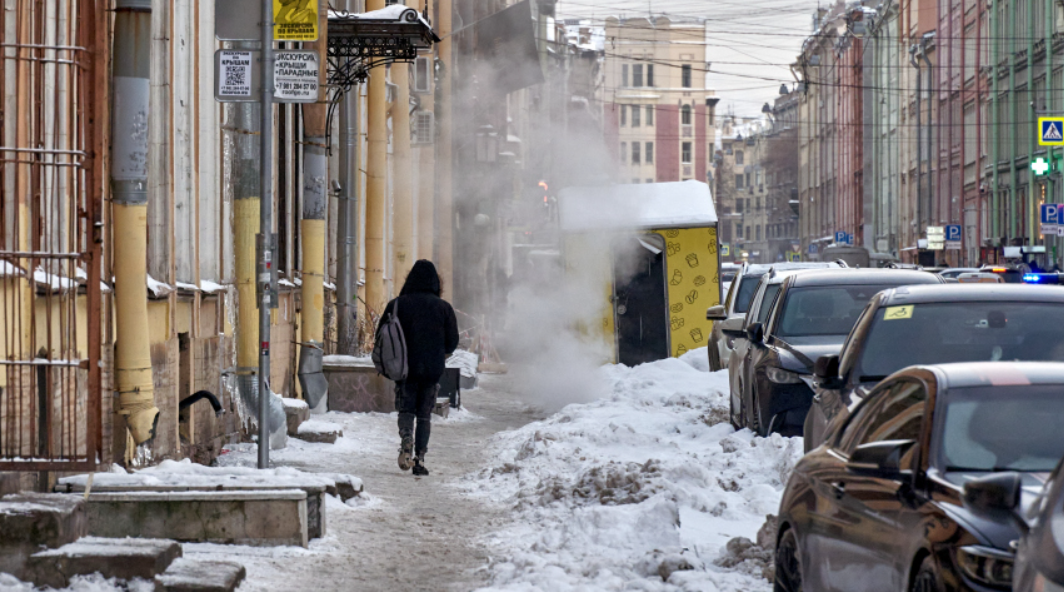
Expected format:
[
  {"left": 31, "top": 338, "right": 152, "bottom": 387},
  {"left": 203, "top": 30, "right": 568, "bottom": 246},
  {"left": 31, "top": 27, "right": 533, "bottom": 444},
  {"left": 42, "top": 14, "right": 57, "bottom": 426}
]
[
  {"left": 980, "top": 264, "right": 1025, "bottom": 283},
  {"left": 776, "top": 362, "right": 1064, "bottom": 592},
  {"left": 806, "top": 284, "right": 1064, "bottom": 451},
  {"left": 938, "top": 267, "right": 980, "bottom": 279},
  {"left": 706, "top": 261, "right": 843, "bottom": 372},
  {"left": 958, "top": 272, "right": 1004, "bottom": 283},
  {"left": 1012, "top": 456, "right": 1064, "bottom": 592},
  {"left": 821, "top": 245, "right": 870, "bottom": 268},
  {"left": 728, "top": 268, "right": 941, "bottom": 436}
]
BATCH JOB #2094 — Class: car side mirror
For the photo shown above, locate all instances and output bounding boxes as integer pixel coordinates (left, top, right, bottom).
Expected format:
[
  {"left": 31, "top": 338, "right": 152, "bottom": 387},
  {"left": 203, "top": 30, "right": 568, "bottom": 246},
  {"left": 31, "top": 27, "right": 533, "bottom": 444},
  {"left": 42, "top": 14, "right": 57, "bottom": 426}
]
[
  {"left": 963, "top": 472, "right": 1022, "bottom": 520},
  {"left": 846, "top": 439, "right": 915, "bottom": 480},
  {"left": 707, "top": 305, "right": 727, "bottom": 321},
  {"left": 746, "top": 322, "right": 764, "bottom": 344},
  {"left": 813, "top": 354, "right": 843, "bottom": 389}
]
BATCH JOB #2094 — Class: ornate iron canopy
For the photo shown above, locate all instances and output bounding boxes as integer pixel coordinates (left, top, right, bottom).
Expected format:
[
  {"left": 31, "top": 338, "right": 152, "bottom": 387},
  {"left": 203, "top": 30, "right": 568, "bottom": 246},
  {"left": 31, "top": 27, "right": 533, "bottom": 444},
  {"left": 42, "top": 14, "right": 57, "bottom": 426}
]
[{"left": 327, "top": 7, "right": 439, "bottom": 91}]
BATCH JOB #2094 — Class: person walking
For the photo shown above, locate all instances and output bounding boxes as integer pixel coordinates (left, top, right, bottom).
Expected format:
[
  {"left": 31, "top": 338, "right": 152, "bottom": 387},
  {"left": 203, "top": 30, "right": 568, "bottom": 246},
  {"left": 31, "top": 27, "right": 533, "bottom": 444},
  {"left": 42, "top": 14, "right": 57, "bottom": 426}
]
[{"left": 377, "top": 260, "right": 459, "bottom": 476}]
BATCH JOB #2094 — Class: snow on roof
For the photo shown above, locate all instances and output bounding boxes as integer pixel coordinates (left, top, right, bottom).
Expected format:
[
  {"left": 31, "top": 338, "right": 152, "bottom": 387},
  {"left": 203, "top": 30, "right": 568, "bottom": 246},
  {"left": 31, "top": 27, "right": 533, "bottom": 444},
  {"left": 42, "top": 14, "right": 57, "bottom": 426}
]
[
  {"left": 328, "top": 5, "right": 433, "bottom": 30},
  {"left": 559, "top": 180, "right": 717, "bottom": 232}
]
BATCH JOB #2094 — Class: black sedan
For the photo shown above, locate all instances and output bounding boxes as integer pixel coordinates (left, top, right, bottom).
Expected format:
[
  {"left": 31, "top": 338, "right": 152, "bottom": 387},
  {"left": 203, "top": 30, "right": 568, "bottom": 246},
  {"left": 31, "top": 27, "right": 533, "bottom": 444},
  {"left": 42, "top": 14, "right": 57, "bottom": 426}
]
[
  {"left": 806, "top": 284, "right": 1064, "bottom": 452},
  {"left": 1009, "top": 455, "right": 1064, "bottom": 592},
  {"left": 775, "top": 362, "right": 1064, "bottom": 592},
  {"left": 729, "top": 268, "right": 940, "bottom": 436}
]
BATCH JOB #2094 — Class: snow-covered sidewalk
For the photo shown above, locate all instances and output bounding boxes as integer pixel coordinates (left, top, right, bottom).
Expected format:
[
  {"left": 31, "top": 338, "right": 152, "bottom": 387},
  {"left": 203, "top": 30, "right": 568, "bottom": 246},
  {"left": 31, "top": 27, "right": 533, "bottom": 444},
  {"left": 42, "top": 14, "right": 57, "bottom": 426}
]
[{"left": 465, "top": 350, "right": 803, "bottom": 592}]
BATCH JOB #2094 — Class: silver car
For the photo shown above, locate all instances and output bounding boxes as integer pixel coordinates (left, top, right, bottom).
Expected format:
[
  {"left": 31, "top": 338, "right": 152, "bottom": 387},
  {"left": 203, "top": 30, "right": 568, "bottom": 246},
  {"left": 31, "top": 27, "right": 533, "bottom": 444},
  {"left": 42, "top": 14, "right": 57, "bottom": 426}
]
[{"left": 705, "top": 260, "right": 844, "bottom": 371}]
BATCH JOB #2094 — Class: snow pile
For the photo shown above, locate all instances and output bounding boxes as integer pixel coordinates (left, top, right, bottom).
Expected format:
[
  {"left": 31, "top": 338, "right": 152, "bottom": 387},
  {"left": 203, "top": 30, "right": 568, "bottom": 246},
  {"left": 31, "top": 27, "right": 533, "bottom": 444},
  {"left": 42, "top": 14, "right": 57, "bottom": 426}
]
[
  {"left": 466, "top": 350, "right": 802, "bottom": 592},
  {"left": 57, "top": 459, "right": 361, "bottom": 493},
  {"left": 447, "top": 349, "right": 479, "bottom": 379}
]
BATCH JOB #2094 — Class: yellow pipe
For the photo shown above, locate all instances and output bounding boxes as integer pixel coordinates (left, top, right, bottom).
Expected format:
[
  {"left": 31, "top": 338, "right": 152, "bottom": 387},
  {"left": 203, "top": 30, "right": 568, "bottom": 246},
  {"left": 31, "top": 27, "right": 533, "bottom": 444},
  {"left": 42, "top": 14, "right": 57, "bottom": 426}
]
[
  {"left": 393, "top": 63, "right": 414, "bottom": 282},
  {"left": 235, "top": 198, "right": 260, "bottom": 369},
  {"left": 113, "top": 203, "right": 159, "bottom": 444},
  {"left": 300, "top": 219, "right": 325, "bottom": 345},
  {"left": 365, "top": 0, "right": 388, "bottom": 311}
]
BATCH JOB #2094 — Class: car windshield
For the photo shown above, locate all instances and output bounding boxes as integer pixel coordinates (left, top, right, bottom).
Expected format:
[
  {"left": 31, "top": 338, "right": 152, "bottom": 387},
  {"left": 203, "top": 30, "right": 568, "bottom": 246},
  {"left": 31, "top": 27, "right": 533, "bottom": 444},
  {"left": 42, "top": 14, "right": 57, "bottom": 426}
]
[
  {"left": 775, "top": 284, "right": 898, "bottom": 337},
  {"left": 939, "top": 385, "right": 1064, "bottom": 472},
  {"left": 857, "top": 302, "right": 1064, "bottom": 380},
  {"left": 734, "top": 274, "right": 766, "bottom": 314}
]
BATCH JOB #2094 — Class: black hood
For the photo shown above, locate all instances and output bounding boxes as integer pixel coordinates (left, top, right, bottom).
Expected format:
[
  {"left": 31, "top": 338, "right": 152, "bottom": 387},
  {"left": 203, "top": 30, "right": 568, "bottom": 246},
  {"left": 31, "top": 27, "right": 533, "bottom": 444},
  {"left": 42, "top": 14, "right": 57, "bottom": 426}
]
[{"left": 400, "top": 260, "right": 442, "bottom": 296}]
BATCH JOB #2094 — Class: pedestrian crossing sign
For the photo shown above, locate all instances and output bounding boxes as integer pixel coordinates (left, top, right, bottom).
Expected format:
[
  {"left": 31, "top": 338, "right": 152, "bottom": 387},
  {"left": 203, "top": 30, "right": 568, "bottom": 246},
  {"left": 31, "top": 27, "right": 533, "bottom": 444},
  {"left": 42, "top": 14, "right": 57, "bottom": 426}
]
[{"left": 1039, "top": 117, "right": 1064, "bottom": 146}]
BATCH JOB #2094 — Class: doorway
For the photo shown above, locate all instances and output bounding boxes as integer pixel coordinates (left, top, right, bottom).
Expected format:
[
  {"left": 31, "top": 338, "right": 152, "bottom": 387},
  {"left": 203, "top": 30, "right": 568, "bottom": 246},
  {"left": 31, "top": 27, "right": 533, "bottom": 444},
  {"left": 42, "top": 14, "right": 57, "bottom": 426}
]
[{"left": 612, "top": 234, "right": 669, "bottom": 366}]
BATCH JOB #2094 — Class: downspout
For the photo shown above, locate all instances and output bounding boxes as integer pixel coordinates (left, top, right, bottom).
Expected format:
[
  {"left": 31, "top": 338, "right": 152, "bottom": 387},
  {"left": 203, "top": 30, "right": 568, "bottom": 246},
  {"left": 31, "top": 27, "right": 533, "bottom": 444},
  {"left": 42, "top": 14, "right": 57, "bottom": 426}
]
[
  {"left": 1028, "top": 0, "right": 1037, "bottom": 248},
  {"left": 919, "top": 38, "right": 932, "bottom": 233},
  {"left": 111, "top": 0, "right": 158, "bottom": 445},
  {"left": 233, "top": 40, "right": 285, "bottom": 438},
  {"left": 298, "top": 0, "right": 329, "bottom": 410},
  {"left": 1009, "top": 1, "right": 1018, "bottom": 239},
  {"left": 910, "top": 44, "right": 923, "bottom": 233},
  {"left": 335, "top": 0, "right": 360, "bottom": 356},
  {"left": 1048, "top": 0, "right": 1056, "bottom": 264},
  {"left": 991, "top": 0, "right": 1000, "bottom": 242}
]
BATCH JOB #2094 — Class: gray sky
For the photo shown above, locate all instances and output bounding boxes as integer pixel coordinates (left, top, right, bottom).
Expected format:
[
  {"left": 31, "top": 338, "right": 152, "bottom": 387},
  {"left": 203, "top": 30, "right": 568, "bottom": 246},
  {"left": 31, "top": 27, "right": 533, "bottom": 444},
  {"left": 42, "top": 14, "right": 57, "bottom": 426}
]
[{"left": 557, "top": 0, "right": 828, "bottom": 117}]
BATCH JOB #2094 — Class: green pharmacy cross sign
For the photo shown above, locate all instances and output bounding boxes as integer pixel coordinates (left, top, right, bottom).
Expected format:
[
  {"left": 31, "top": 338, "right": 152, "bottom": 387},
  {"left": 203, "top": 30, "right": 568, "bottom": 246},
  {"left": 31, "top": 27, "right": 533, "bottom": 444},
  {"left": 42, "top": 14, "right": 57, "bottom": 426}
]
[{"left": 1032, "top": 157, "right": 1051, "bottom": 176}]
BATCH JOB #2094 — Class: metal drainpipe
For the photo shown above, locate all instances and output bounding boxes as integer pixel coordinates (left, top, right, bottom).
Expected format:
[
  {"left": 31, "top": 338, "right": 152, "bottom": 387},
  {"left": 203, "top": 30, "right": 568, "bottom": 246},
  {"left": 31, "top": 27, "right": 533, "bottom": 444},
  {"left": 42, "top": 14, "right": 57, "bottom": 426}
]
[
  {"left": 911, "top": 44, "right": 923, "bottom": 234},
  {"left": 232, "top": 39, "right": 284, "bottom": 442},
  {"left": 991, "top": 0, "right": 1000, "bottom": 242},
  {"left": 1009, "top": 1, "right": 1018, "bottom": 239},
  {"left": 335, "top": 74, "right": 360, "bottom": 355},
  {"left": 920, "top": 40, "right": 933, "bottom": 234},
  {"left": 111, "top": 0, "right": 158, "bottom": 445},
  {"left": 297, "top": 2, "right": 329, "bottom": 409},
  {"left": 1028, "top": 0, "right": 1037, "bottom": 248}
]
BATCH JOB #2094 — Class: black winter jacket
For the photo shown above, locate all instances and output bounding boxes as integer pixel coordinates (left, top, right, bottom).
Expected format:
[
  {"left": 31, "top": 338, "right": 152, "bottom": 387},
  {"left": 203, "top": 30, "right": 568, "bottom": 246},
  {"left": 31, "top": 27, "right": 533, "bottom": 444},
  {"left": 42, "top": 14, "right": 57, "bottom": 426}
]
[{"left": 377, "top": 260, "right": 460, "bottom": 383}]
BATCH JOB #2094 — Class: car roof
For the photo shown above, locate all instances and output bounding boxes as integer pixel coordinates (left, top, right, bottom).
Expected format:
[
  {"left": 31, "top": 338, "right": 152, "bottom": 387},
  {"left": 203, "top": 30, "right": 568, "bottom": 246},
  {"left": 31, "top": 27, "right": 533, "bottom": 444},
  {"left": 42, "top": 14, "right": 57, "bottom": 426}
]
[
  {"left": 923, "top": 362, "right": 1064, "bottom": 389},
  {"left": 785, "top": 268, "right": 940, "bottom": 287},
  {"left": 743, "top": 261, "right": 841, "bottom": 275},
  {"left": 878, "top": 283, "right": 1064, "bottom": 305}
]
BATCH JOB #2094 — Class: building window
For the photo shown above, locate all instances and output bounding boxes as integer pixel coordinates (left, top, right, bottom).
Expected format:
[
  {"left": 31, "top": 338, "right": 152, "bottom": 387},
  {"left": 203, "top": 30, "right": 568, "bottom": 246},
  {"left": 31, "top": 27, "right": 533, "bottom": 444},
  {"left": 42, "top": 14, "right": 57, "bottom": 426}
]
[
  {"left": 622, "top": 64, "right": 628, "bottom": 87},
  {"left": 681, "top": 104, "right": 691, "bottom": 125},
  {"left": 620, "top": 105, "right": 626, "bottom": 126},
  {"left": 632, "top": 142, "right": 641, "bottom": 164},
  {"left": 646, "top": 178, "right": 653, "bottom": 183},
  {"left": 746, "top": 172, "right": 751, "bottom": 187},
  {"left": 735, "top": 150, "right": 744, "bottom": 165},
  {"left": 735, "top": 174, "right": 744, "bottom": 189},
  {"left": 756, "top": 226, "right": 761, "bottom": 241},
  {"left": 620, "top": 142, "right": 627, "bottom": 163},
  {"left": 645, "top": 142, "right": 654, "bottom": 164},
  {"left": 631, "top": 105, "right": 640, "bottom": 127},
  {"left": 682, "top": 142, "right": 692, "bottom": 164},
  {"left": 647, "top": 64, "right": 654, "bottom": 87},
  {"left": 681, "top": 64, "right": 692, "bottom": 88},
  {"left": 646, "top": 105, "right": 654, "bottom": 126},
  {"left": 632, "top": 178, "right": 640, "bottom": 184},
  {"left": 737, "top": 224, "right": 743, "bottom": 238},
  {"left": 633, "top": 64, "right": 643, "bottom": 87}
]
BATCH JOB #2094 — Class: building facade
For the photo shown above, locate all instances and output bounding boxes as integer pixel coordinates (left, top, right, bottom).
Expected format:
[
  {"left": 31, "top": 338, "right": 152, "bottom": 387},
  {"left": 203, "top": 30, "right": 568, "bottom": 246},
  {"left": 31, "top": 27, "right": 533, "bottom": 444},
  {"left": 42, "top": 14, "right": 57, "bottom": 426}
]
[{"left": 602, "top": 17, "right": 717, "bottom": 185}]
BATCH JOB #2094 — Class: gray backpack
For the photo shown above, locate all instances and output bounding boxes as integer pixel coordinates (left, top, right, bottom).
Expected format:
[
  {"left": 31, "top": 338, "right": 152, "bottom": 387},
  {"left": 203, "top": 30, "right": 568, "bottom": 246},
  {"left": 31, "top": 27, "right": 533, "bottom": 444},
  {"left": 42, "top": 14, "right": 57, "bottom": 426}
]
[{"left": 372, "top": 298, "right": 408, "bottom": 381}]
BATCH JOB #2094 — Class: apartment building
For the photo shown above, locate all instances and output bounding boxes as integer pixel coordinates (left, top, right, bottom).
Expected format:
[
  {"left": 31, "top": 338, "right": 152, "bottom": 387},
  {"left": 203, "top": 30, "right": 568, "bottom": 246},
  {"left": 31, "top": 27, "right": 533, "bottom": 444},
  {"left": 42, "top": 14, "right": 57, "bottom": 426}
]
[{"left": 602, "top": 16, "right": 718, "bottom": 184}]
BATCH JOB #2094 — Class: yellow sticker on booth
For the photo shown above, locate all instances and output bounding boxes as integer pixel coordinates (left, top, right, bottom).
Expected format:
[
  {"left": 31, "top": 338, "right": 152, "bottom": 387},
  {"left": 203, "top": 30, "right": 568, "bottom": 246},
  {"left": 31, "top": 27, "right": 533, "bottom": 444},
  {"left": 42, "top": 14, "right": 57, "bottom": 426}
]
[
  {"left": 274, "top": 0, "right": 319, "bottom": 41},
  {"left": 884, "top": 305, "right": 914, "bottom": 320}
]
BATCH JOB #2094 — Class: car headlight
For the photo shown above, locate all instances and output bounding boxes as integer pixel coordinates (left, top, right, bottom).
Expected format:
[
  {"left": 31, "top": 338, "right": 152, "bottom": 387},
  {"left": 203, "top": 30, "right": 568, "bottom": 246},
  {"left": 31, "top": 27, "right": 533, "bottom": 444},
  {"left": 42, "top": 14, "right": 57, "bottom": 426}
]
[
  {"left": 1035, "top": 573, "right": 1064, "bottom": 592},
  {"left": 957, "top": 545, "right": 1014, "bottom": 588},
  {"left": 766, "top": 366, "right": 803, "bottom": 384}
]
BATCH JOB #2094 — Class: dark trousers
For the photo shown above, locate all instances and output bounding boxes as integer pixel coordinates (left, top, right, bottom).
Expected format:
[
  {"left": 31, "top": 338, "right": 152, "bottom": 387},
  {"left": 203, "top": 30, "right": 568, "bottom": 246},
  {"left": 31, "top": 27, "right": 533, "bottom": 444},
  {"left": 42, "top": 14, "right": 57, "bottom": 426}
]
[{"left": 395, "top": 378, "right": 438, "bottom": 456}]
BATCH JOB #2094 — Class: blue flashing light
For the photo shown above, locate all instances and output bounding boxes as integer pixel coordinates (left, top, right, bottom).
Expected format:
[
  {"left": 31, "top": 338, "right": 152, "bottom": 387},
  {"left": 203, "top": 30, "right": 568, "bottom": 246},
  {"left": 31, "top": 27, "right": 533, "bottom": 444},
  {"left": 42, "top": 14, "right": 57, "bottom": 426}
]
[{"left": 1023, "top": 273, "right": 1058, "bottom": 284}]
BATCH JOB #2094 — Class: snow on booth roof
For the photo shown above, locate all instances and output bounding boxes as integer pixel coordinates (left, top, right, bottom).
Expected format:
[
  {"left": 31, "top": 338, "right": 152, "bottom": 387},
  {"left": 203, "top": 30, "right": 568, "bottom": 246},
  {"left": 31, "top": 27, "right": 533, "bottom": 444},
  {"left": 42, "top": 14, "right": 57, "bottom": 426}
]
[{"left": 558, "top": 180, "right": 717, "bottom": 232}]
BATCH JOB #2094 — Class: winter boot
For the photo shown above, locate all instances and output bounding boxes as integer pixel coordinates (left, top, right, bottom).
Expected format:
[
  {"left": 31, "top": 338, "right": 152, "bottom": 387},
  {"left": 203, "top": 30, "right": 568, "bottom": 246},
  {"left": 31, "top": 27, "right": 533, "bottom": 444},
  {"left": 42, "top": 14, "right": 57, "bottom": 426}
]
[
  {"left": 412, "top": 454, "right": 429, "bottom": 476},
  {"left": 398, "top": 436, "right": 414, "bottom": 471}
]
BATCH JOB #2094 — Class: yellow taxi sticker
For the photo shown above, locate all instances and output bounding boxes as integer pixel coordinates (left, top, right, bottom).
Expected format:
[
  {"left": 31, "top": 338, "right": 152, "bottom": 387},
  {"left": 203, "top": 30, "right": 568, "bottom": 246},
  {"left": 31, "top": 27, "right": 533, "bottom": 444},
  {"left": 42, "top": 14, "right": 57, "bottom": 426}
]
[{"left": 884, "top": 305, "right": 914, "bottom": 320}]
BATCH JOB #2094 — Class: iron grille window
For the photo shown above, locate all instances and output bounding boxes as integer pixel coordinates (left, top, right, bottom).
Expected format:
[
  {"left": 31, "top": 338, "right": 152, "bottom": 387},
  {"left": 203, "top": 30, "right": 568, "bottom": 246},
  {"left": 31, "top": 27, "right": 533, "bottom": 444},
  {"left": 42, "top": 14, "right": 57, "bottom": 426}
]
[{"left": 413, "top": 111, "right": 435, "bottom": 144}]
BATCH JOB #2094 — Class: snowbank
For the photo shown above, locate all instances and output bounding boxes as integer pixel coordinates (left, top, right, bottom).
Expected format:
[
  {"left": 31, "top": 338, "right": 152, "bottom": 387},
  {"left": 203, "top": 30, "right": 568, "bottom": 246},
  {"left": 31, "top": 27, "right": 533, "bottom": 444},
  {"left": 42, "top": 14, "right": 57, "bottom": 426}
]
[
  {"left": 465, "top": 349, "right": 802, "bottom": 591},
  {"left": 0, "top": 573, "right": 153, "bottom": 592}
]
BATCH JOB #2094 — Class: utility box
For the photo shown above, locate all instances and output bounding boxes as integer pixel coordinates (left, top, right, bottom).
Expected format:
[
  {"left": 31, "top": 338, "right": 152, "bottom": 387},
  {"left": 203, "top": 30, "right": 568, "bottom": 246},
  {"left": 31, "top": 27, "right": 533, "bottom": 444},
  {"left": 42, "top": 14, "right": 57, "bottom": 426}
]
[{"left": 558, "top": 181, "right": 720, "bottom": 365}]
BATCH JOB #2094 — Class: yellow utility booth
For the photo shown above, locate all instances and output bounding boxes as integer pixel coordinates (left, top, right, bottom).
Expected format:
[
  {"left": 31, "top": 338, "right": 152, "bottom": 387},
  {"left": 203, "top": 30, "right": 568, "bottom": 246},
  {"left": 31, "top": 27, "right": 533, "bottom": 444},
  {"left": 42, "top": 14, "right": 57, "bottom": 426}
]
[{"left": 559, "top": 181, "right": 720, "bottom": 365}]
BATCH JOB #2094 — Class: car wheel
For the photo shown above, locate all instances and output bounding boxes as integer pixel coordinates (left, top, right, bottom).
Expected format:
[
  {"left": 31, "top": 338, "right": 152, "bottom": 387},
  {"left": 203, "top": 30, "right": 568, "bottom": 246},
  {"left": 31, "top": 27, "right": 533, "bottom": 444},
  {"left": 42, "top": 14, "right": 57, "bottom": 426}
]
[
  {"left": 910, "top": 555, "right": 942, "bottom": 592},
  {"left": 773, "top": 528, "right": 803, "bottom": 592}
]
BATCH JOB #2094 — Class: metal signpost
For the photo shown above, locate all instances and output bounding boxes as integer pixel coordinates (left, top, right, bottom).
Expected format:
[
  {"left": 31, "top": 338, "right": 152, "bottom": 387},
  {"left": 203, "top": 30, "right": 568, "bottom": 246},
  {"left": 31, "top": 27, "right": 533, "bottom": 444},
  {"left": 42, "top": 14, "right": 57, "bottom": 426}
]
[
  {"left": 945, "top": 224, "right": 962, "bottom": 250},
  {"left": 214, "top": 0, "right": 320, "bottom": 469}
]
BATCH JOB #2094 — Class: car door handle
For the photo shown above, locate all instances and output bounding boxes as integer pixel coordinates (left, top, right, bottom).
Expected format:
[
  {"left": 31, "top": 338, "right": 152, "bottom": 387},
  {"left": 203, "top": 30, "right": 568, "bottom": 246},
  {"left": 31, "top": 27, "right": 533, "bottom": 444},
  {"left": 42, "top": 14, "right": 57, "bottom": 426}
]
[{"left": 831, "top": 481, "right": 846, "bottom": 500}]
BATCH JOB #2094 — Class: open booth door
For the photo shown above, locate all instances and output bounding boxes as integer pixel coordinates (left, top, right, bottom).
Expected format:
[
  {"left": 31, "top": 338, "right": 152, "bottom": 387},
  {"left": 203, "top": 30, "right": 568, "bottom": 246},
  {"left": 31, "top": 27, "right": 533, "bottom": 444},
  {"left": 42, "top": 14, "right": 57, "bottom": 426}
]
[{"left": 612, "top": 234, "right": 669, "bottom": 366}]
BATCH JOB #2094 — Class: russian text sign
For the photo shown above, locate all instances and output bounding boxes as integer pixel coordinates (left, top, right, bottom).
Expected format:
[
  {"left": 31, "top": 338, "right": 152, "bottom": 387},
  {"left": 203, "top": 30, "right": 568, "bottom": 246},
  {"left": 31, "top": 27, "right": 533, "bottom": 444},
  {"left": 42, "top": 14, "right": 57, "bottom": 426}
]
[
  {"left": 273, "top": 50, "right": 320, "bottom": 103},
  {"left": 274, "top": 0, "right": 319, "bottom": 41}
]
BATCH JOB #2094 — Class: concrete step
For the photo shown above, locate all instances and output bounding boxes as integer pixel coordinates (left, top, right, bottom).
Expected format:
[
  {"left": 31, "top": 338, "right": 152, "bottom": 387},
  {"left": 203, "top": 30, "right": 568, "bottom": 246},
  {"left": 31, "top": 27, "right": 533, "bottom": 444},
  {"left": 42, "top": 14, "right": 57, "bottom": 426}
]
[
  {"left": 0, "top": 493, "right": 86, "bottom": 579},
  {"left": 26, "top": 536, "right": 181, "bottom": 589},
  {"left": 84, "top": 489, "right": 309, "bottom": 547},
  {"left": 294, "top": 420, "right": 343, "bottom": 444},
  {"left": 282, "top": 397, "right": 310, "bottom": 436},
  {"left": 154, "top": 558, "right": 246, "bottom": 592}
]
